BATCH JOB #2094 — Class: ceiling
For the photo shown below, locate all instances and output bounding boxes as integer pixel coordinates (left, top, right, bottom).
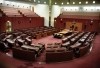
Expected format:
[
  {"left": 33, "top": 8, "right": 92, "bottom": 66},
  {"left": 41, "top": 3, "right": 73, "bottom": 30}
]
[{"left": 5, "top": 0, "right": 100, "bottom": 5}]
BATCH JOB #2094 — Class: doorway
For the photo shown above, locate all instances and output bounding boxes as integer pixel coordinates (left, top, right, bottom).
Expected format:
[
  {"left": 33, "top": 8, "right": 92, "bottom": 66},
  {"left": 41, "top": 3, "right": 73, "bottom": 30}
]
[{"left": 6, "top": 21, "right": 12, "bottom": 33}]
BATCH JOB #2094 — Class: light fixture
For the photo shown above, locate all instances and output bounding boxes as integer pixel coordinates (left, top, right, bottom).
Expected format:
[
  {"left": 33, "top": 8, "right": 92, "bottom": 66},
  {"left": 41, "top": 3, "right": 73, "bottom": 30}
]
[
  {"left": 55, "top": 2, "right": 57, "bottom": 4},
  {"left": 93, "top": 1, "right": 95, "bottom": 4},
  {"left": 90, "top": 19, "right": 93, "bottom": 25},
  {"left": 5, "top": 1, "right": 10, "bottom": 4},
  {"left": 38, "top": 1, "right": 40, "bottom": 3},
  {"left": 30, "top": 18, "right": 31, "bottom": 21},
  {"left": 86, "top": 1, "right": 88, "bottom": 4},
  {"left": 67, "top": 2, "right": 69, "bottom": 4},
  {"left": 0, "top": 0, "right": 3, "bottom": 3},
  {"left": 61, "top": 2, "right": 63, "bottom": 5},
  {"left": 79, "top": 2, "right": 81, "bottom": 4},
  {"left": 34, "top": 0, "right": 36, "bottom": 2},
  {"left": 73, "top": 2, "right": 75, "bottom": 4},
  {"left": 44, "top": 2, "right": 46, "bottom": 4}
]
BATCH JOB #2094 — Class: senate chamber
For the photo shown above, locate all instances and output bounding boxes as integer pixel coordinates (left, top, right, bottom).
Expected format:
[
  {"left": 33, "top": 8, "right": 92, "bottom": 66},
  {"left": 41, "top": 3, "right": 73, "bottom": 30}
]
[{"left": 0, "top": 0, "right": 100, "bottom": 68}]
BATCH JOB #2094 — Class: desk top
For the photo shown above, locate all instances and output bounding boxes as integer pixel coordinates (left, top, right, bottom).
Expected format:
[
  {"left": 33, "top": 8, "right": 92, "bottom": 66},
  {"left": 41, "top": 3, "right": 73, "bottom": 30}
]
[
  {"left": 59, "top": 29, "right": 70, "bottom": 34},
  {"left": 70, "top": 43, "right": 81, "bottom": 49}
]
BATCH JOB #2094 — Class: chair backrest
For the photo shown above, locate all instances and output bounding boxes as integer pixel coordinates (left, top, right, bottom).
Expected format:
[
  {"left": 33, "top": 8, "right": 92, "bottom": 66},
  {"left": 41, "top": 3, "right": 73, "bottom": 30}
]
[
  {"left": 12, "top": 47, "right": 36, "bottom": 61},
  {"left": 46, "top": 50, "right": 73, "bottom": 63},
  {"left": 79, "top": 45, "right": 90, "bottom": 57},
  {"left": 0, "top": 42, "right": 5, "bottom": 51}
]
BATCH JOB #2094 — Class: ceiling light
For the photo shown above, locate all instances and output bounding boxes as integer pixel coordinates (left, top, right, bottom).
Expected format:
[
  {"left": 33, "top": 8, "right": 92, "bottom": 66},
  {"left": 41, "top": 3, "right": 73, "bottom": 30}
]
[
  {"left": 5, "top": 1, "right": 10, "bottom": 4},
  {"left": 61, "top": 2, "right": 63, "bottom": 5},
  {"left": 93, "top": 1, "right": 95, "bottom": 4},
  {"left": 38, "top": 1, "right": 40, "bottom": 3},
  {"left": 0, "top": 0, "right": 3, "bottom": 3},
  {"left": 44, "top": 2, "right": 46, "bottom": 4},
  {"left": 86, "top": 1, "right": 88, "bottom": 4},
  {"left": 73, "top": 2, "right": 75, "bottom": 4},
  {"left": 67, "top": 2, "right": 69, "bottom": 4},
  {"left": 55, "top": 2, "right": 57, "bottom": 4},
  {"left": 79, "top": 2, "right": 81, "bottom": 4}
]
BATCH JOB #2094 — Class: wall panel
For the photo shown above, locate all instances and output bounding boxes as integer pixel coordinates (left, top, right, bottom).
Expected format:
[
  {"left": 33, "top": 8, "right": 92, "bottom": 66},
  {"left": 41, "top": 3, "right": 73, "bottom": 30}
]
[
  {"left": 54, "top": 18, "right": 100, "bottom": 32},
  {"left": 0, "top": 17, "right": 44, "bottom": 32}
]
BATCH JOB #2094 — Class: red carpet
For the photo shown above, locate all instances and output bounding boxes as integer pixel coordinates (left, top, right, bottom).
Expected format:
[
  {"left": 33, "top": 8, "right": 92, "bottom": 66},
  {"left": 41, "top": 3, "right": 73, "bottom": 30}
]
[{"left": 0, "top": 35, "right": 100, "bottom": 68}]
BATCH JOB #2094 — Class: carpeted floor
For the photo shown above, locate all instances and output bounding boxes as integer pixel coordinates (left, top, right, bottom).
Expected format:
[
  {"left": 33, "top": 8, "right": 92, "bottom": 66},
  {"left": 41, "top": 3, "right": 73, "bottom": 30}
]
[{"left": 0, "top": 35, "right": 100, "bottom": 68}]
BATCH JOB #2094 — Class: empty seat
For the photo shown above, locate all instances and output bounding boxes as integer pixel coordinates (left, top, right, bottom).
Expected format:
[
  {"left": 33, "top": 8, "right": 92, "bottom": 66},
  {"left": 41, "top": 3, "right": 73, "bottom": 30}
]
[{"left": 75, "top": 45, "right": 90, "bottom": 58}]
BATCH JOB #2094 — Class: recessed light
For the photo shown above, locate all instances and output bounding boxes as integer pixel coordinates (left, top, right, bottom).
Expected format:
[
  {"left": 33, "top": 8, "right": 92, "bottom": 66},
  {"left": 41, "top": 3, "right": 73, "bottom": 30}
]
[
  {"left": 55, "top": 2, "right": 57, "bottom": 4},
  {"left": 67, "top": 2, "right": 69, "bottom": 4},
  {"left": 93, "top": 1, "right": 95, "bottom": 4},
  {"left": 44, "top": 2, "right": 46, "bottom": 4},
  {"left": 79, "top": 2, "right": 81, "bottom": 4},
  {"left": 0, "top": 1, "right": 3, "bottom": 3},
  {"left": 86, "top": 1, "right": 88, "bottom": 4},
  {"left": 73, "top": 2, "right": 75, "bottom": 4},
  {"left": 38, "top": 1, "right": 40, "bottom": 3},
  {"left": 61, "top": 2, "right": 63, "bottom": 5}
]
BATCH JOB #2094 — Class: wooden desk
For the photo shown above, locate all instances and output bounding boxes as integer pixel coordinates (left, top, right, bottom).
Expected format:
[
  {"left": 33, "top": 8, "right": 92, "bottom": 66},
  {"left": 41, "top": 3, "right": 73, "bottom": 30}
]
[
  {"left": 59, "top": 29, "right": 70, "bottom": 34},
  {"left": 70, "top": 43, "right": 82, "bottom": 49}
]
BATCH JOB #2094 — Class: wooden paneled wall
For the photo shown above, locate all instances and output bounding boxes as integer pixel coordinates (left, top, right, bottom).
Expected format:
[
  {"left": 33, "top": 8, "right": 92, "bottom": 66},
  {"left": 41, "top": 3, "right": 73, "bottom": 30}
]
[
  {"left": 54, "top": 18, "right": 100, "bottom": 32},
  {"left": 0, "top": 17, "right": 44, "bottom": 32}
]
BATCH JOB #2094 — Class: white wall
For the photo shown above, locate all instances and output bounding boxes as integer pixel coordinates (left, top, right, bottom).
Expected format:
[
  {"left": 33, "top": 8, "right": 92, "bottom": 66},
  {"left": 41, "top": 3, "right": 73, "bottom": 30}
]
[
  {"left": 33, "top": 4, "right": 49, "bottom": 26},
  {"left": 51, "top": 5, "right": 60, "bottom": 27}
]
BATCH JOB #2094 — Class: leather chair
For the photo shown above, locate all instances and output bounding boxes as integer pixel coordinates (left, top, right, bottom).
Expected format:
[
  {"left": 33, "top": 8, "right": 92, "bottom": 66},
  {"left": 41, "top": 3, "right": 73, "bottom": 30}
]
[
  {"left": 12, "top": 47, "right": 36, "bottom": 61},
  {"left": 0, "top": 41, "right": 10, "bottom": 52},
  {"left": 75, "top": 45, "right": 90, "bottom": 58},
  {"left": 46, "top": 50, "right": 73, "bottom": 63}
]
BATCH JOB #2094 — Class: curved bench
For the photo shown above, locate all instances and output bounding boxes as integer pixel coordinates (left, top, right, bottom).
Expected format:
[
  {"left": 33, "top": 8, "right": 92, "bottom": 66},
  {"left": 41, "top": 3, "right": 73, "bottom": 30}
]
[
  {"left": 46, "top": 50, "right": 73, "bottom": 63},
  {"left": 12, "top": 47, "right": 36, "bottom": 61}
]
